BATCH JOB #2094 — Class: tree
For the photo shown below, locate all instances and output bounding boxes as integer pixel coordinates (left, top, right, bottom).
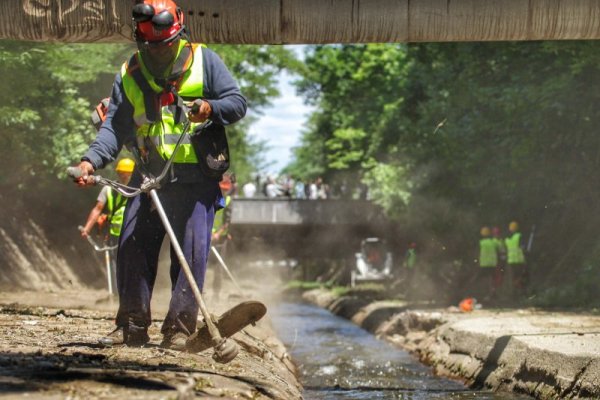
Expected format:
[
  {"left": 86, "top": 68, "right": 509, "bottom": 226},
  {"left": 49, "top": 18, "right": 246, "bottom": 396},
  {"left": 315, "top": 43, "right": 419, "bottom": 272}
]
[
  {"left": 0, "top": 41, "right": 300, "bottom": 188},
  {"left": 291, "top": 41, "right": 600, "bottom": 306}
]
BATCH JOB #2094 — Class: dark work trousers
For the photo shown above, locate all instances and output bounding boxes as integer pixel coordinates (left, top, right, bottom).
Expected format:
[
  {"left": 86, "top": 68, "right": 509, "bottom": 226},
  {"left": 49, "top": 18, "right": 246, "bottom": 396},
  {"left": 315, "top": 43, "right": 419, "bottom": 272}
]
[{"left": 115, "top": 180, "right": 220, "bottom": 337}]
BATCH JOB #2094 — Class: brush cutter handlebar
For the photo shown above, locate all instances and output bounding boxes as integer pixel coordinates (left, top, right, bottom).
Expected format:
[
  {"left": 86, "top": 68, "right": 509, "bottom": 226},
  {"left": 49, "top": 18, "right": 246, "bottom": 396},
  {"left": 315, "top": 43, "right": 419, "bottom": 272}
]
[
  {"left": 67, "top": 119, "right": 212, "bottom": 198},
  {"left": 67, "top": 166, "right": 143, "bottom": 198}
]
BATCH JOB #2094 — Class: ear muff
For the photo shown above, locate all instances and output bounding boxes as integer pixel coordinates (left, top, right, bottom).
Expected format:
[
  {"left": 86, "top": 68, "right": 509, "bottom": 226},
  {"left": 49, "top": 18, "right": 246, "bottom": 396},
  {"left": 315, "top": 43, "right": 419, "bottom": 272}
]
[
  {"left": 132, "top": 2, "right": 154, "bottom": 22},
  {"left": 132, "top": 1, "right": 185, "bottom": 45}
]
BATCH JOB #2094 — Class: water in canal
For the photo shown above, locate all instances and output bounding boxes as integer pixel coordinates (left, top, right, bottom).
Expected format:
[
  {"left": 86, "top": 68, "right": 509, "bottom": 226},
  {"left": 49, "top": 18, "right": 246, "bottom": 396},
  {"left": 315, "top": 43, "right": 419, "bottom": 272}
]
[{"left": 270, "top": 302, "right": 530, "bottom": 400}]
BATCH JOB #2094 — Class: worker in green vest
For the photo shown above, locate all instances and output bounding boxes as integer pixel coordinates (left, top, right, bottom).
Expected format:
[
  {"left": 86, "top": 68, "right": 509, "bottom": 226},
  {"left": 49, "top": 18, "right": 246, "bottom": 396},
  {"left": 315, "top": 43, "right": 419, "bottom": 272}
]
[
  {"left": 81, "top": 158, "right": 134, "bottom": 241},
  {"left": 505, "top": 220, "right": 527, "bottom": 299},
  {"left": 81, "top": 158, "right": 134, "bottom": 291},
  {"left": 211, "top": 174, "right": 233, "bottom": 300},
  {"left": 401, "top": 242, "right": 418, "bottom": 299},
  {"left": 478, "top": 226, "right": 498, "bottom": 299},
  {"left": 405, "top": 242, "right": 417, "bottom": 270}
]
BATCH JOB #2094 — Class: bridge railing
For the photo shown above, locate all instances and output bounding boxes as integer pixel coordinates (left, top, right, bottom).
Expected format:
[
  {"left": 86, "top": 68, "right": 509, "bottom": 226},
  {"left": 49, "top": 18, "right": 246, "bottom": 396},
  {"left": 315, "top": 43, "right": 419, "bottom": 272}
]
[{"left": 231, "top": 198, "right": 385, "bottom": 226}]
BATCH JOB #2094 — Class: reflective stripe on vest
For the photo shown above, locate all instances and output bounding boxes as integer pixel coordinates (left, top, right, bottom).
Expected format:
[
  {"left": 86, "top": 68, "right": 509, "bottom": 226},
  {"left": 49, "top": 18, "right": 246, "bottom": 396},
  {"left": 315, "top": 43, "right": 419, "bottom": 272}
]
[
  {"left": 106, "top": 187, "right": 125, "bottom": 237},
  {"left": 505, "top": 232, "right": 526, "bottom": 265},
  {"left": 479, "top": 238, "right": 497, "bottom": 268},
  {"left": 212, "top": 195, "right": 231, "bottom": 234},
  {"left": 121, "top": 40, "right": 204, "bottom": 163}
]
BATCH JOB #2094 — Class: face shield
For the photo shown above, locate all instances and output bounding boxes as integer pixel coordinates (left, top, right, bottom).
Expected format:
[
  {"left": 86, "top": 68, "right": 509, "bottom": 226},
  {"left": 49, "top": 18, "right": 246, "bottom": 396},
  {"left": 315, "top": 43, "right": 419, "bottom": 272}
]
[
  {"left": 132, "top": 1, "right": 184, "bottom": 78},
  {"left": 138, "top": 39, "right": 180, "bottom": 78}
]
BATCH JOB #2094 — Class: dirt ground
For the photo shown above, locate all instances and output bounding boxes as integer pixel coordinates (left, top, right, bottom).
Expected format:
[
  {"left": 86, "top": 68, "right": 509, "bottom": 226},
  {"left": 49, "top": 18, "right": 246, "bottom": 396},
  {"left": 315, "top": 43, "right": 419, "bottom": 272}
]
[{"left": 0, "top": 273, "right": 302, "bottom": 399}]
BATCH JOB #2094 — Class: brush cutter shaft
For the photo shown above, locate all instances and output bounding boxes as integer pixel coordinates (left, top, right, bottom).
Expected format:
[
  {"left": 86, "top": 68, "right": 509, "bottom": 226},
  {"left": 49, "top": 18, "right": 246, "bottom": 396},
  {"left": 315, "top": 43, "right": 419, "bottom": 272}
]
[
  {"left": 77, "top": 226, "right": 117, "bottom": 251},
  {"left": 149, "top": 189, "right": 223, "bottom": 344},
  {"left": 77, "top": 226, "right": 116, "bottom": 294},
  {"left": 211, "top": 246, "right": 243, "bottom": 294},
  {"left": 104, "top": 248, "right": 114, "bottom": 295}
]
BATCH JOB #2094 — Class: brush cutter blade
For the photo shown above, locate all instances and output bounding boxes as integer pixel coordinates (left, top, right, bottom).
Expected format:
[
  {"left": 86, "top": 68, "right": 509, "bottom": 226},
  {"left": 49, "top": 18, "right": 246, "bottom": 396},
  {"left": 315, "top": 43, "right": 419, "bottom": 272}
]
[
  {"left": 212, "top": 338, "right": 239, "bottom": 364},
  {"left": 186, "top": 300, "right": 267, "bottom": 354}
]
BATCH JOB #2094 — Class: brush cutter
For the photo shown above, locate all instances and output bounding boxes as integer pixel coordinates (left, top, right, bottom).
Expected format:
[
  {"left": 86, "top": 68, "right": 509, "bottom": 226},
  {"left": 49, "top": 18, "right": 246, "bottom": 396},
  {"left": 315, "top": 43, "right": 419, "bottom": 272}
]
[
  {"left": 68, "top": 119, "right": 265, "bottom": 363},
  {"left": 210, "top": 245, "right": 244, "bottom": 295},
  {"left": 78, "top": 225, "right": 117, "bottom": 295}
]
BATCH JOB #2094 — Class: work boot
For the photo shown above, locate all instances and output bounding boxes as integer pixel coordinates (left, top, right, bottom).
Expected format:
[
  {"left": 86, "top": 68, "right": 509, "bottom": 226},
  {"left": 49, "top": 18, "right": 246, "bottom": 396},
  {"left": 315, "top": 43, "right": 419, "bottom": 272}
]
[
  {"left": 98, "top": 326, "right": 149, "bottom": 347},
  {"left": 99, "top": 327, "right": 125, "bottom": 347},
  {"left": 160, "top": 331, "right": 189, "bottom": 351},
  {"left": 126, "top": 325, "right": 150, "bottom": 347}
]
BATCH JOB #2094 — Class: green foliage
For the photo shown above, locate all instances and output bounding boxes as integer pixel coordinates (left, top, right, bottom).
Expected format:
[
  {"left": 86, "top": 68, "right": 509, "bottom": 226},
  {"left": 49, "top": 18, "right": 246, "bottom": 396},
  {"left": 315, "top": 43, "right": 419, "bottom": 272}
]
[
  {"left": 326, "top": 128, "right": 367, "bottom": 170},
  {"left": 361, "top": 161, "right": 412, "bottom": 218},
  {"left": 0, "top": 40, "right": 128, "bottom": 189},
  {"left": 285, "top": 280, "right": 324, "bottom": 290},
  {"left": 0, "top": 41, "right": 299, "bottom": 189},
  {"left": 210, "top": 45, "right": 300, "bottom": 183},
  {"left": 291, "top": 41, "right": 600, "bottom": 307},
  {"left": 287, "top": 44, "right": 411, "bottom": 187},
  {"left": 212, "top": 44, "right": 303, "bottom": 112}
]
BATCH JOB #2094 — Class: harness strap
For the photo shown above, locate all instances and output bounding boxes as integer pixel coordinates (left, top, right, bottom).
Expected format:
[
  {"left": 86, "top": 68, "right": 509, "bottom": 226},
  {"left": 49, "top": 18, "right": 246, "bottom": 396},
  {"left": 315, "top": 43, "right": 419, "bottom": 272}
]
[
  {"left": 154, "top": 44, "right": 192, "bottom": 88},
  {"left": 126, "top": 44, "right": 193, "bottom": 125},
  {"left": 127, "top": 54, "right": 161, "bottom": 123}
]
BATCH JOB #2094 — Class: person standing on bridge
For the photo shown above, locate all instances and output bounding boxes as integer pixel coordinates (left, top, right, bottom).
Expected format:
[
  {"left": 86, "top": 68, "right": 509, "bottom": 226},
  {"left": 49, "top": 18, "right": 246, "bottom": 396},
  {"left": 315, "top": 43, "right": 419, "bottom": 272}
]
[{"left": 72, "top": 0, "right": 246, "bottom": 349}]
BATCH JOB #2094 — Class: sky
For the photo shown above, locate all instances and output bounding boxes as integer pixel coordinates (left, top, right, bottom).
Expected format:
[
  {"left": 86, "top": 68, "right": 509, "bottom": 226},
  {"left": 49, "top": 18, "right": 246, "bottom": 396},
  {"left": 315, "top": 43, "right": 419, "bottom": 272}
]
[{"left": 247, "top": 46, "right": 314, "bottom": 175}]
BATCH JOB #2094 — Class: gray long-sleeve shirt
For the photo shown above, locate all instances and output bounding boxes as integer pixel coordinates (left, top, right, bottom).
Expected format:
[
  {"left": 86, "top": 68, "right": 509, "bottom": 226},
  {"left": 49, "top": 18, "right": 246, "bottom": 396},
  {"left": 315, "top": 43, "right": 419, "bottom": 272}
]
[{"left": 83, "top": 46, "right": 247, "bottom": 171}]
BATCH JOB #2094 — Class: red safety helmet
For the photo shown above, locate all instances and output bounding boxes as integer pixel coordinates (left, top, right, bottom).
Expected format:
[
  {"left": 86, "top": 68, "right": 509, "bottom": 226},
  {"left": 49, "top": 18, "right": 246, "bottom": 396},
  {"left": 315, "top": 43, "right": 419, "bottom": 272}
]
[{"left": 132, "top": 0, "right": 185, "bottom": 46}]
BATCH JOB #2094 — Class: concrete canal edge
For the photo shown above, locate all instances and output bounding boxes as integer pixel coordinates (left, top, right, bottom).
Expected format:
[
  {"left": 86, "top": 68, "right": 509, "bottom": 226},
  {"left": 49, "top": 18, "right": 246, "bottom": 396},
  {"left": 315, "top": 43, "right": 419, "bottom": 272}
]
[{"left": 302, "top": 288, "right": 600, "bottom": 400}]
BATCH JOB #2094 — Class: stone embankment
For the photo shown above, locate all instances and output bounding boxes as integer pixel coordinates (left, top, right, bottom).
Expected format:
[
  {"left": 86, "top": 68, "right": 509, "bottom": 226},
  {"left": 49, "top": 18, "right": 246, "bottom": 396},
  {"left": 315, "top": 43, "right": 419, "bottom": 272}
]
[
  {"left": 303, "top": 288, "right": 600, "bottom": 400},
  {"left": 0, "top": 289, "right": 302, "bottom": 399}
]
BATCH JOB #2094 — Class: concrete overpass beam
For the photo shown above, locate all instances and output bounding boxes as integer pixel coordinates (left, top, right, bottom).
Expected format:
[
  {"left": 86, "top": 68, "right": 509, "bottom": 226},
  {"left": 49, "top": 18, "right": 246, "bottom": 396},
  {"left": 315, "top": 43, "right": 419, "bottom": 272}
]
[{"left": 1, "top": 1, "right": 600, "bottom": 43}]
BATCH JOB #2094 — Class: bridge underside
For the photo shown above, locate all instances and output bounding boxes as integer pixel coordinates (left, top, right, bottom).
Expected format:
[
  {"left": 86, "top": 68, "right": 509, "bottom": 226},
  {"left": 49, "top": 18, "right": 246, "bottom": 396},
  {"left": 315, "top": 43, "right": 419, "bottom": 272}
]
[
  {"left": 2, "top": 1, "right": 600, "bottom": 43},
  {"left": 228, "top": 199, "right": 397, "bottom": 260},
  {"left": 230, "top": 223, "right": 389, "bottom": 261}
]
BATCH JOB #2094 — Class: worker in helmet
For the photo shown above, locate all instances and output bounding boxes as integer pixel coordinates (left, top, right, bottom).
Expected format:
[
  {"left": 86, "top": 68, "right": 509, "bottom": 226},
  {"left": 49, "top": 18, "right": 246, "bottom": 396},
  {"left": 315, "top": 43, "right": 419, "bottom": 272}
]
[
  {"left": 478, "top": 226, "right": 498, "bottom": 300},
  {"left": 211, "top": 173, "right": 234, "bottom": 300},
  {"left": 403, "top": 242, "right": 418, "bottom": 298},
  {"left": 81, "top": 158, "right": 135, "bottom": 241},
  {"left": 81, "top": 158, "right": 135, "bottom": 292},
  {"left": 504, "top": 221, "right": 527, "bottom": 299},
  {"left": 404, "top": 242, "right": 417, "bottom": 270},
  {"left": 72, "top": 0, "right": 247, "bottom": 349}
]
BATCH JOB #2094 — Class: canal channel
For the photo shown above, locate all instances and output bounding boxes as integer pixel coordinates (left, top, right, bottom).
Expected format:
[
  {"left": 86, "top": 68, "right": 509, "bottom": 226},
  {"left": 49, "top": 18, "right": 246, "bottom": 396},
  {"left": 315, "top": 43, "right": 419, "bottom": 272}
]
[{"left": 270, "top": 302, "right": 530, "bottom": 400}]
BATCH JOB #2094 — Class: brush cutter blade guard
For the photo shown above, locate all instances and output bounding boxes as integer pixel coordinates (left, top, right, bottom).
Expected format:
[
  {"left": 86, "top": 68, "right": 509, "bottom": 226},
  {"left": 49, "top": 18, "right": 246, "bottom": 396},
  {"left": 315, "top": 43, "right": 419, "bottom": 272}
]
[{"left": 186, "top": 300, "right": 267, "bottom": 356}]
